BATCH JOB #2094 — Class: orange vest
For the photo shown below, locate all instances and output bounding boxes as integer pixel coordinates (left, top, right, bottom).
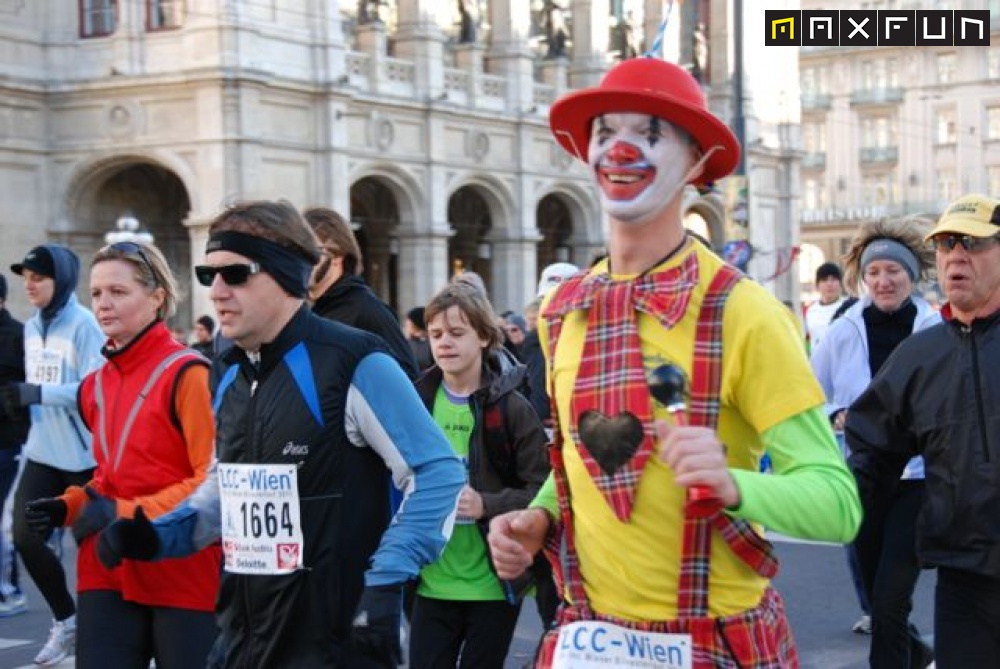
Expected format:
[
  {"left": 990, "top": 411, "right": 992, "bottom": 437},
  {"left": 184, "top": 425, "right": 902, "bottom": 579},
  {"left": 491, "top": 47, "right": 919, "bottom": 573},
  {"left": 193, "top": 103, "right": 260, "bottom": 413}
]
[{"left": 77, "top": 322, "right": 220, "bottom": 611}]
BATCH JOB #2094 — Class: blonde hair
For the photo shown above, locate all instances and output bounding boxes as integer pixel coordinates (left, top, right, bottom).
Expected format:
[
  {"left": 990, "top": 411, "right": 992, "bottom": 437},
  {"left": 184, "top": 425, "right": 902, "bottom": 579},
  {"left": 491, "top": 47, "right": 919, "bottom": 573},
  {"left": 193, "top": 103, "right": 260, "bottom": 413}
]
[
  {"left": 841, "top": 217, "right": 935, "bottom": 296},
  {"left": 92, "top": 242, "right": 178, "bottom": 320},
  {"left": 425, "top": 282, "right": 504, "bottom": 352}
]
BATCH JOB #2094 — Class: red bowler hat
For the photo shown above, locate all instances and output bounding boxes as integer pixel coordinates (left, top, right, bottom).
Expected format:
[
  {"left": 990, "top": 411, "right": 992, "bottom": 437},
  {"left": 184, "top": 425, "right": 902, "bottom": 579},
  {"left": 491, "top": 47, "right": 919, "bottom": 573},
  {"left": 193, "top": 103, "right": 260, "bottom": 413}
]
[{"left": 549, "top": 57, "right": 740, "bottom": 185}]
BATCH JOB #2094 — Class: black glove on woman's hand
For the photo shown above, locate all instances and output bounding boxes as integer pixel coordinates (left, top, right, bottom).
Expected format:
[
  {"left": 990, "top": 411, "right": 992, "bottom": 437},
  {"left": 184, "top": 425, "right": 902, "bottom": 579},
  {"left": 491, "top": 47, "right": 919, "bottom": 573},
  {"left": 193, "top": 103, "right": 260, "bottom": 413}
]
[
  {"left": 24, "top": 498, "right": 67, "bottom": 536},
  {"left": 72, "top": 487, "right": 117, "bottom": 543},
  {"left": 350, "top": 584, "right": 403, "bottom": 666},
  {"left": 97, "top": 506, "right": 160, "bottom": 569}
]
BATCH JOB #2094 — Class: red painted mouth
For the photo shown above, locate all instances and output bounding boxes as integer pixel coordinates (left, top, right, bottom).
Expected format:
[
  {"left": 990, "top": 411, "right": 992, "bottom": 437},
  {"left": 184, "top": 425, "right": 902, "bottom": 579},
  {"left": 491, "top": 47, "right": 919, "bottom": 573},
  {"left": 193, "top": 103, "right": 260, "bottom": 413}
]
[{"left": 597, "top": 167, "right": 655, "bottom": 201}]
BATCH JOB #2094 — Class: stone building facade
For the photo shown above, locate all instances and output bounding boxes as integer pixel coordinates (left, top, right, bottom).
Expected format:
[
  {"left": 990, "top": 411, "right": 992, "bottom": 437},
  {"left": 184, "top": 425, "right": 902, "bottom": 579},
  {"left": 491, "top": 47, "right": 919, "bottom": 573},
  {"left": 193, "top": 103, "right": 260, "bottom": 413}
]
[{"left": 0, "top": 0, "right": 799, "bottom": 324}]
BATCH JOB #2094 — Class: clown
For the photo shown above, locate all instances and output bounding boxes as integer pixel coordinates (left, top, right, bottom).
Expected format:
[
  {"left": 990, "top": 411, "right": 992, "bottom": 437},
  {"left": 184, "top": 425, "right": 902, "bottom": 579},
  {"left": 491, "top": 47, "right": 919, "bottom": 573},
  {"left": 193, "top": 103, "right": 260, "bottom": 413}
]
[{"left": 489, "top": 58, "right": 861, "bottom": 668}]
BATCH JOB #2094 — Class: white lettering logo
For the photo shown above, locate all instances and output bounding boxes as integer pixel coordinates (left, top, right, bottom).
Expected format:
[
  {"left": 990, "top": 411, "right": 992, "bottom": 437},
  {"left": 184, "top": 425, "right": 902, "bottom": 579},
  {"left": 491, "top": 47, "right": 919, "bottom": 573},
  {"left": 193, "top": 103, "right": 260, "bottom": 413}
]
[
  {"left": 884, "top": 16, "right": 908, "bottom": 39},
  {"left": 922, "top": 16, "right": 947, "bottom": 40},
  {"left": 960, "top": 16, "right": 984, "bottom": 40},
  {"left": 848, "top": 16, "right": 870, "bottom": 39},
  {"left": 810, "top": 16, "right": 833, "bottom": 40},
  {"left": 282, "top": 441, "right": 309, "bottom": 456}
]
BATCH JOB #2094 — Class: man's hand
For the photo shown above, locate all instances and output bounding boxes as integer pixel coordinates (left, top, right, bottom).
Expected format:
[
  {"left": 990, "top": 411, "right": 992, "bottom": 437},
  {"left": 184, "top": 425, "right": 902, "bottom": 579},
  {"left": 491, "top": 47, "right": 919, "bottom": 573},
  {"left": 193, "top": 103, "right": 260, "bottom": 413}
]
[
  {"left": 72, "top": 487, "right": 117, "bottom": 542},
  {"left": 24, "top": 498, "right": 67, "bottom": 536},
  {"left": 97, "top": 507, "right": 160, "bottom": 568},
  {"left": 655, "top": 420, "right": 740, "bottom": 508},
  {"left": 457, "top": 485, "right": 484, "bottom": 520},
  {"left": 488, "top": 508, "right": 551, "bottom": 580},
  {"left": 350, "top": 584, "right": 402, "bottom": 666}
]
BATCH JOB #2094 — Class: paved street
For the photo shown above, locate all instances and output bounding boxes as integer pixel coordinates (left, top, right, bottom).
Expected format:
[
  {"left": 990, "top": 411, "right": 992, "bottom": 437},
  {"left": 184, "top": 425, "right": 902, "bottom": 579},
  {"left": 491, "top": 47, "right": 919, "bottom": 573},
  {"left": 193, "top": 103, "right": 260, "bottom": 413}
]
[{"left": 0, "top": 535, "right": 934, "bottom": 668}]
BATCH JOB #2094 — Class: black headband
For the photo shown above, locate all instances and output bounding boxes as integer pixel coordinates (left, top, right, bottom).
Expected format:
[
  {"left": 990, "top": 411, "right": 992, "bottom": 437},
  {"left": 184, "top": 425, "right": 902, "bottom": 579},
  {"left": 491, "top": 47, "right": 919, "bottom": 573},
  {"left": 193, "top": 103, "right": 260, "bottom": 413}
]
[{"left": 206, "top": 231, "right": 314, "bottom": 298}]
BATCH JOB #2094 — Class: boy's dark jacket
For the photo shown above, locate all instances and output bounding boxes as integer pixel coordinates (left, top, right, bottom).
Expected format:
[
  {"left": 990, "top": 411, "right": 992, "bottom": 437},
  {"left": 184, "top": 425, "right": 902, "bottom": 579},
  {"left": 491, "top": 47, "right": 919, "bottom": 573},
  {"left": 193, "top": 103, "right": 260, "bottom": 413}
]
[
  {"left": 415, "top": 348, "right": 551, "bottom": 594},
  {"left": 0, "top": 307, "right": 29, "bottom": 446}
]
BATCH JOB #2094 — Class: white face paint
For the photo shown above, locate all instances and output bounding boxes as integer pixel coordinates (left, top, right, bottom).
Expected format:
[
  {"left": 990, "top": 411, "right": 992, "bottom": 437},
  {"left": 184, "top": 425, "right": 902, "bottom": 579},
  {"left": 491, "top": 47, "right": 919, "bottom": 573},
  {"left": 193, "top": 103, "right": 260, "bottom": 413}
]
[{"left": 588, "top": 113, "right": 695, "bottom": 225}]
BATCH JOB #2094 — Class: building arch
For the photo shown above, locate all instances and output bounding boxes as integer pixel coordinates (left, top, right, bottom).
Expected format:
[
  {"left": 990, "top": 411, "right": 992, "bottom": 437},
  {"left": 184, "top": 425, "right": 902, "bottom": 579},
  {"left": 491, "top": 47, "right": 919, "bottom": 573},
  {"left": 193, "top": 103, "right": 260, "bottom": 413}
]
[
  {"left": 60, "top": 154, "right": 194, "bottom": 327},
  {"left": 350, "top": 175, "right": 406, "bottom": 311}
]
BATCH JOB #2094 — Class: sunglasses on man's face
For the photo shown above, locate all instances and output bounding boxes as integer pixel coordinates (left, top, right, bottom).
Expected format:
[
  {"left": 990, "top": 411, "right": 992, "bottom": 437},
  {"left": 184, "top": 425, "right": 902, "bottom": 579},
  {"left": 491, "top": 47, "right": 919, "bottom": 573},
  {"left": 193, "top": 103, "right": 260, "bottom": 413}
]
[
  {"left": 194, "top": 262, "right": 262, "bottom": 287},
  {"left": 927, "top": 234, "right": 1000, "bottom": 253}
]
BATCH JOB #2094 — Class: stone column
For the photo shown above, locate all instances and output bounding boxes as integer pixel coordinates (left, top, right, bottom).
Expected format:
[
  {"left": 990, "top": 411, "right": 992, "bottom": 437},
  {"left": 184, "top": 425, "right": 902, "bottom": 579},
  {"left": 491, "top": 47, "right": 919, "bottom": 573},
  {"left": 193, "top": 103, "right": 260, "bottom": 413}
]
[
  {"left": 396, "top": 231, "right": 451, "bottom": 314},
  {"left": 486, "top": 0, "right": 535, "bottom": 113},
  {"left": 540, "top": 58, "right": 569, "bottom": 94},
  {"left": 491, "top": 238, "right": 540, "bottom": 313},
  {"left": 568, "top": 0, "right": 610, "bottom": 88},
  {"left": 184, "top": 218, "right": 213, "bottom": 327},
  {"left": 454, "top": 43, "right": 485, "bottom": 106},
  {"left": 393, "top": 0, "right": 446, "bottom": 99}
]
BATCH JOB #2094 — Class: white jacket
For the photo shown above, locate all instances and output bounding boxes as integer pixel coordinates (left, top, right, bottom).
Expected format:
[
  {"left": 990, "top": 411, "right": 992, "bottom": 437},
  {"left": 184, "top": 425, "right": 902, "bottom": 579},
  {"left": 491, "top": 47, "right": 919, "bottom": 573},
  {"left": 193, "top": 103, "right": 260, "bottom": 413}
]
[{"left": 811, "top": 294, "right": 940, "bottom": 480}]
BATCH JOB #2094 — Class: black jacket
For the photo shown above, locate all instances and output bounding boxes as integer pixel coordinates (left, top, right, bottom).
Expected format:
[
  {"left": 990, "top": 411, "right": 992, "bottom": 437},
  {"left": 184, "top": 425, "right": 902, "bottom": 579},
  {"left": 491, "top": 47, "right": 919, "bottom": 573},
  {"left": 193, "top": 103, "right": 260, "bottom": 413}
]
[
  {"left": 211, "top": 306, "right": 401, "bottom": 668},
  {"left": 847, "top": 309, "right": 1000, "bottom": 578},
  {"left": 520, "top": 329, "right": 550, "bottom": 421},
  {"left": 0, "top": 307, "right": 29, "bottom": 447},
  {"left": 415, "top": 349, "right": 550, "bottom": 599},
  {"left": 311, "top": 275, "right": 418, "bottom": 379}
]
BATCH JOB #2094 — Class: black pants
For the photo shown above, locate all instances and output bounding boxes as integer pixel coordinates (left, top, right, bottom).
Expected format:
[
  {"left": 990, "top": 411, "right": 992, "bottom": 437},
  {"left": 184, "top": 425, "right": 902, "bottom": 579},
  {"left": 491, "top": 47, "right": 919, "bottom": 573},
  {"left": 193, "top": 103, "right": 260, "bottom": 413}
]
[
  {"left": 854, "top": 479, "right": 930, "bottom": 669},
  {"left": 934, "top": 567, "right": 1000, "bottom": 668},
  {"left": 77, "top": 589, "right": 217, "bottom": 669},
  {"left": 409, "top": 595, "right": 522, "bottom": 669},
  {"left": 12, "top": 460, "right": 93, "bottom": 620}
]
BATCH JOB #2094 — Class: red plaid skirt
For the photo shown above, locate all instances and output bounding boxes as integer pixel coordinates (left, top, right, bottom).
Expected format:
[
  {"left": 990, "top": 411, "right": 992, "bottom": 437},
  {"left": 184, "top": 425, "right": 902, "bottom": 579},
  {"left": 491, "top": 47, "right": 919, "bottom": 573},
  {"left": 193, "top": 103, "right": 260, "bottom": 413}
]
[{"left": 534, "top": 587, "right": 799, "bottom": 669}]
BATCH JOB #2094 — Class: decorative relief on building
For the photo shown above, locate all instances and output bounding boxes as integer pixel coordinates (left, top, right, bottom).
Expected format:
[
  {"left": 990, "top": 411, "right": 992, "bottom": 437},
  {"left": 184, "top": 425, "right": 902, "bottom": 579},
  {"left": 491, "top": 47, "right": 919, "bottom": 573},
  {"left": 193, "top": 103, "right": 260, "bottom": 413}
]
[
  {"left": 468, "top": 130, "right": 490, "bottom": 162},
  {"left": 106, "top": 102, "right": 140, "bottom": 139},
  {"left": 367, "top": 112, "right": 395, "bottom": 150},
  {"left": 550, "top": 142, "right": 574, "bottom": 169}
]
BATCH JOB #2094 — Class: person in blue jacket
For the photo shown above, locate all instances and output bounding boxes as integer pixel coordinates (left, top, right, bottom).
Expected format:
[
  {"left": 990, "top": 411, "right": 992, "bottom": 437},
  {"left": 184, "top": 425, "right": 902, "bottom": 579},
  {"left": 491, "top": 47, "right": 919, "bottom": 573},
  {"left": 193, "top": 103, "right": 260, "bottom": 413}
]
[
  {"left": 2, "top": 245, "right": 105, "bottom": 667},
  {"left": 97, "top": 200, "right": 465, "bottom": 669}
]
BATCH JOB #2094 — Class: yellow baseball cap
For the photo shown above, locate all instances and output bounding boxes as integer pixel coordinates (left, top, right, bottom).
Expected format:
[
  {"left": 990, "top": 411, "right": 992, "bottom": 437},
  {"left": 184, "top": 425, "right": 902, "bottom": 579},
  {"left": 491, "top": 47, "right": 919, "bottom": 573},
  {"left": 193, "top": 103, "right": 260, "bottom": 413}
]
[{"left": 925, "top": 194, "right": 1000, "bottom": 241}]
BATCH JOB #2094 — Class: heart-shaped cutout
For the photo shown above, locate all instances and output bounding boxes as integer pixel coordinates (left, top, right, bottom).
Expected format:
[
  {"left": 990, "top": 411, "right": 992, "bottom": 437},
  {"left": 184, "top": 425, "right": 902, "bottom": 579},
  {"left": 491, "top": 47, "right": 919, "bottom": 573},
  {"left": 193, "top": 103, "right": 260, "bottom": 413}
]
[{"left": 577, "top": 410, "right": 644, "bottom": 476}]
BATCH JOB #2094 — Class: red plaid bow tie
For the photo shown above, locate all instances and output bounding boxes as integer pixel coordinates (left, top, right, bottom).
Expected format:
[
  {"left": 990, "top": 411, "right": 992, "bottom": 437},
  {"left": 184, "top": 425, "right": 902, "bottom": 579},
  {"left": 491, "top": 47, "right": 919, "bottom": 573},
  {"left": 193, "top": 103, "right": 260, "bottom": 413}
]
[{"left": 547, "top": 252, "right": 700, "bottom": 521}]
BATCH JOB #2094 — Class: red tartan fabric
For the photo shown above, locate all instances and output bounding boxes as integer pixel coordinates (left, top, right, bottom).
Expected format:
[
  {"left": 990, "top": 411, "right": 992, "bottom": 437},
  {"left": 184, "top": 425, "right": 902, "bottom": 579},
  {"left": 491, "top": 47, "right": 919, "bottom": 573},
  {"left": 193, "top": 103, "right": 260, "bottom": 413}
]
[
  {"left": 535, "top": 587, "right": 799, "bottom": 669},
  {"left": 544, "top": 252, "right": 699, "bottom": 521},
  {"left": 539, "top": 254, "right": 791, "bottom": 666}
]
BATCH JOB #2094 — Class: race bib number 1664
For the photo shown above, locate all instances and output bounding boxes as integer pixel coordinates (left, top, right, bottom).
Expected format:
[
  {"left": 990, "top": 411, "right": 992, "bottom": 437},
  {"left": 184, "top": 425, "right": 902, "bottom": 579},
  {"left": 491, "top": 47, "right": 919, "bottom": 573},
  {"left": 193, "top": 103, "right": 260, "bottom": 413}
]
[{"left": 218, "top": 463, "right": 304, "bottom": 575}]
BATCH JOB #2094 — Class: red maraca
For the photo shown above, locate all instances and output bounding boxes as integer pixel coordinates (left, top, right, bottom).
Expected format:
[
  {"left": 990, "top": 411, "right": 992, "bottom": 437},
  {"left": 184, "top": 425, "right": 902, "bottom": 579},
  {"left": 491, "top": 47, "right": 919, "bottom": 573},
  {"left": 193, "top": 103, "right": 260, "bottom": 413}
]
[{"left": 647, "top": 364, "right": 720, "bottom": 518}]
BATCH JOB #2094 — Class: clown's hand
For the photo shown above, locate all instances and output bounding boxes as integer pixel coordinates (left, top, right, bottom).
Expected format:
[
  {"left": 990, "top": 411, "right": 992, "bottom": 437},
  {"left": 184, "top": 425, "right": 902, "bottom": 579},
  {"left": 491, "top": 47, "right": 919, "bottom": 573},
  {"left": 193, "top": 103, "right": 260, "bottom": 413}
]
[{"left": 488, "top": 508, "right": 551, "bottom": 580}]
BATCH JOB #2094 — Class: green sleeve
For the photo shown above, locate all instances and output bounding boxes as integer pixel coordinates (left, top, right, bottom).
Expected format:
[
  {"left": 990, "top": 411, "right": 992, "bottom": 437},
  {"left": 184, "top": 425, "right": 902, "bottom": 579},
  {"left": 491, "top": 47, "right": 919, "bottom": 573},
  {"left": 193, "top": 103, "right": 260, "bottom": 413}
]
[
  {"left": 529, "top": 473, "right": 559, "bottom": 517},
  {"left": 729, "top": 406, "right": 861, "bottom": 544}
]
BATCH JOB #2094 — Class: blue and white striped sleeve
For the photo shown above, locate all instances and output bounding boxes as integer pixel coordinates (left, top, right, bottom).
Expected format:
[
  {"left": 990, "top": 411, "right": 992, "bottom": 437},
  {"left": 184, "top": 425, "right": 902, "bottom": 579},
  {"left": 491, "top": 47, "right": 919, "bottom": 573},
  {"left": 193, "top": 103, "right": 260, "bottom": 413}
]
[{"left": 345, "top": 352, "right": 465, "bottom": 587}]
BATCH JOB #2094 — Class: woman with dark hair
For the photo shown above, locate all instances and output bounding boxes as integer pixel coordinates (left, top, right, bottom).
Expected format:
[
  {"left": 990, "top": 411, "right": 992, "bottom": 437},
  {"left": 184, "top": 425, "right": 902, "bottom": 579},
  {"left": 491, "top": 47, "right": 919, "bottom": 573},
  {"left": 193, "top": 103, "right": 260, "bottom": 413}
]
[{"left": 811, "top": 218, "right": 938, "bottom": 668}]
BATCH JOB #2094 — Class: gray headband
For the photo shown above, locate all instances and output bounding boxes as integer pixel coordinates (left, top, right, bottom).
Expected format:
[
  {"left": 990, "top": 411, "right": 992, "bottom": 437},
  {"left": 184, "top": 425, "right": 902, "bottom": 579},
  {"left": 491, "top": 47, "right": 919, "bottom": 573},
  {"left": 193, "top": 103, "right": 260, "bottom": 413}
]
[{"left": 860, "top": 238, "right": 920, "bottom": 281}]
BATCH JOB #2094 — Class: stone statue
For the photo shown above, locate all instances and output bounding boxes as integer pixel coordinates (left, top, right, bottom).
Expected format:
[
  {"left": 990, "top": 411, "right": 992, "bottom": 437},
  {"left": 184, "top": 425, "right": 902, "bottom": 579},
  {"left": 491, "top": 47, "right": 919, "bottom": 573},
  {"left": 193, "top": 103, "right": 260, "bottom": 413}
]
[
  {"left": 358, "top": 0, "right": 382, "bottom": 25},
  {"left": 544, "top": 0, "right": 568, "bottom": 58},
  {"left": 457, "top": 0, "right": 477, "bottom": 43},
  {"left": 692, "top": 23, "right": 709, "bottom": 83}
]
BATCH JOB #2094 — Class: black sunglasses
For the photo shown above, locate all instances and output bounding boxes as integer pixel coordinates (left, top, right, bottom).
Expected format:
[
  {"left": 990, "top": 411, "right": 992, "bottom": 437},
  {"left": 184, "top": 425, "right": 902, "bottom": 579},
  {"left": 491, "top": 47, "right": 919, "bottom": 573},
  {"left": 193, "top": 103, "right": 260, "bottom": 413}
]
[
  {"left": 106, "top": 242, "right": 158, "bottom": 285},
  {"left": 927, "top": 234, "right": 1000, "bottom": 253},
  {"left": 194, "top": 262, "right": 262, "bottom": 287}
]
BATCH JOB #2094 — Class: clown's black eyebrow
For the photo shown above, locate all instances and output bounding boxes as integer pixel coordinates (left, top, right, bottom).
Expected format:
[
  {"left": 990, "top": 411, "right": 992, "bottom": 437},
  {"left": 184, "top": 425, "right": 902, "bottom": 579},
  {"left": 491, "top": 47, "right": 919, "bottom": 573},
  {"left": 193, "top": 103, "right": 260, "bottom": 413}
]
[
  {"left": 596, "top": 115, "right": 611, "bottom": 145},
  {"left": 648, "top": 117, "right": 662, "bottom": 147}
]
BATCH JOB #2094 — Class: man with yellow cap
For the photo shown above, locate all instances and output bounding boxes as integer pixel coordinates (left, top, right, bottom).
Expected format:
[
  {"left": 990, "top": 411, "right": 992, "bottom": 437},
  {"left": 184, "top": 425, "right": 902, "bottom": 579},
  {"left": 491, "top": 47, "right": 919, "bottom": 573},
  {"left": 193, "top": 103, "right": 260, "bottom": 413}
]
[
  {"left": 848, "top": 193, "right": 1000, "bottom": 668},
  {"left": 488, "top": 57, "right": 861, "bottom": 667}
]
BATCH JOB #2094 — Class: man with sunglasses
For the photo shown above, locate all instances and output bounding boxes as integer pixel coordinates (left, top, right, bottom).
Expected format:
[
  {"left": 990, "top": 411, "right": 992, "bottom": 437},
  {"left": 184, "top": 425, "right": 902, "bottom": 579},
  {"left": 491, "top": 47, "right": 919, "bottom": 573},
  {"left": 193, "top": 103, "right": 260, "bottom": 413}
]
[
  {"left": 847, "top": 193, "right": 1000, "bottom": 667},
  {"left": 97, "top": 201, "right": 465, "bottom": 668}
]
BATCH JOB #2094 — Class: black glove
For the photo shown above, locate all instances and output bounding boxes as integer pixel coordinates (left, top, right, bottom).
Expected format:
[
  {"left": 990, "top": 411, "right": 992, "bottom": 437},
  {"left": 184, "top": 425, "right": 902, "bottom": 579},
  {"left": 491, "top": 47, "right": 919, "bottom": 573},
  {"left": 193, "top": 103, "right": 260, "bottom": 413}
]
[
  {"left": 72, "top": 487, "right": 117, "bottom": 543},
  {"left": 0, "top": 383, "right": 38, "bottom": 421},
  {"left": 350, "top": 584, "right": 402, "bottom": 666},
  {"left": 24, "top": 498, "right": 67, "bottom": 537},
  {"left": 0, "top": 383, "right": 41, "bottom": 409},
  {"left": 97, "top": 506, "right": 160, "bottom": 569}
]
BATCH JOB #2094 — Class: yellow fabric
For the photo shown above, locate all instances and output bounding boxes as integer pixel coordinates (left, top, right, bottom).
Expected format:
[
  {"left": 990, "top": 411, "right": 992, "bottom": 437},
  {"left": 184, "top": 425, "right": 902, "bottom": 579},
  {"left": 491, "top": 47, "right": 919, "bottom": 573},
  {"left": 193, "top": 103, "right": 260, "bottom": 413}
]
[{"left": 539, "top": 241, "right": 827, "bottom": 621}]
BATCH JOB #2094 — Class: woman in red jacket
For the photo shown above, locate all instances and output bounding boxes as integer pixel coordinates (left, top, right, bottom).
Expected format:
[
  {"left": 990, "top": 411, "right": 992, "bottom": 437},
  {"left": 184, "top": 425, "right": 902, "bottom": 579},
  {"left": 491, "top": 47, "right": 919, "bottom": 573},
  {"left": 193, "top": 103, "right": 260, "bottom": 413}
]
[{"left": 25, "top": 241, "right": 220, "bottom": 669}]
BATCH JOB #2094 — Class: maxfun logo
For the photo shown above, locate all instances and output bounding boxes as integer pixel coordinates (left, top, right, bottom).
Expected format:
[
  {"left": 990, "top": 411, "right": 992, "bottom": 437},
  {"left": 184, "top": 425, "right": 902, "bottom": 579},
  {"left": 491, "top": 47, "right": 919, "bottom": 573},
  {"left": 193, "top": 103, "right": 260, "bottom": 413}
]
[{"left": 764, "top": 9, "right": 989, "bottom": 46}]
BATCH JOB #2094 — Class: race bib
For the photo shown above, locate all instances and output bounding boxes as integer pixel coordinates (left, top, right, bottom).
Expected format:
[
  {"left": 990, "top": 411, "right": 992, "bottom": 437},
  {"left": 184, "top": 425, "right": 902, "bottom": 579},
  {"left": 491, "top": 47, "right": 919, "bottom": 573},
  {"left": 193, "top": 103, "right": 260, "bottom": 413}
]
[
  {"left": 218, "top": 463, "right": 304, "bottom": 575},
  {"left": 27, "top": 349, "right": 64, "bottom": 384},
  {"left": 552, "top": 621, "right": 692, "bottom": 669}
]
